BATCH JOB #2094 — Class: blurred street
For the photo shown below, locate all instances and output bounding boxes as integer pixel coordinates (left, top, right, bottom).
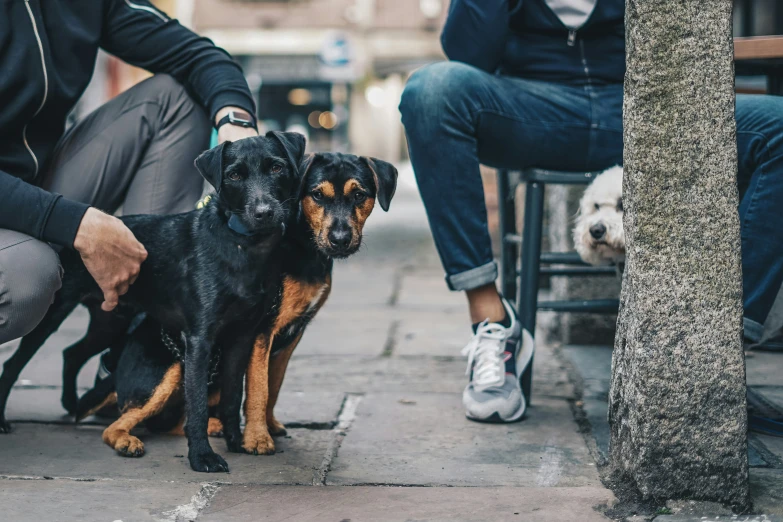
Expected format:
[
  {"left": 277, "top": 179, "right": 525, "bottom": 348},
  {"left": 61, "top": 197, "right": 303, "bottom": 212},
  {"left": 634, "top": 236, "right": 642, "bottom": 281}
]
[{"left": 0, "top": 174, "right": 615, "bottom": 522}]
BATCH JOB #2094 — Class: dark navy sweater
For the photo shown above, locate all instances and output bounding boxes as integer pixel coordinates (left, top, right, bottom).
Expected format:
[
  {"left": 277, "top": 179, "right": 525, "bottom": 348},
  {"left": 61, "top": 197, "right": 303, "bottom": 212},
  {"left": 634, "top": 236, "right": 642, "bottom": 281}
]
[{"left": 441, "top": 0, "right": 625, "bottom": 85}]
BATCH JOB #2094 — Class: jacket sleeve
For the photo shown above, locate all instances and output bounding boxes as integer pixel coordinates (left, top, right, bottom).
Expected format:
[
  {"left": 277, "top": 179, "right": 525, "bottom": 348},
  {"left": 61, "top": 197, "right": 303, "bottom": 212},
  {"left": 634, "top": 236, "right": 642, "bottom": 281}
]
[
  {"left": 0, "top": 171, "right": 89, "bottom": 248},
  {"left": 100, "top": 0, "right": 255, "bottom": 121},
  {"left": 440, "top": 0, "right": 518, "bottom": 73}
]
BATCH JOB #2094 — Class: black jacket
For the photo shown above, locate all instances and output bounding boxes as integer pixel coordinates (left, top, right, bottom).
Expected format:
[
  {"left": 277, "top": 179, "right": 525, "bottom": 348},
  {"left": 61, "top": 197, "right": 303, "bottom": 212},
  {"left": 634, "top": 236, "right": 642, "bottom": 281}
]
[
  {"left": 442, "top": 0, "right": 625, "bottom": 84},
  {"left": 0, "top": 0, "right": 255, "bottom": 247}
]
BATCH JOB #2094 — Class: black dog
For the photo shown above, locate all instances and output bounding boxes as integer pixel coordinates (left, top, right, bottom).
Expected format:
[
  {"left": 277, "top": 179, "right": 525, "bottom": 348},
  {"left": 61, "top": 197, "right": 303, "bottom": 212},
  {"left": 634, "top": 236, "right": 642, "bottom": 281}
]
[
  {"left": 0, "top": 132, "right": 305, "bottom": 473},
  {"left": 73, "top": 152, "right": 398, "bottom": 457}
]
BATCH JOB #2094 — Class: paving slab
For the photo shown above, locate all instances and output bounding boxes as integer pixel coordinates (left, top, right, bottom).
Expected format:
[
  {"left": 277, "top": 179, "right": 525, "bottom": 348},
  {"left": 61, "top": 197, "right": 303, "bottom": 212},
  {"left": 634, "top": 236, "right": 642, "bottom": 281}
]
[
  {"left": 200, "top": 484, "right": 614, "bottom": 522},
  {"left": 293, "top": 308, "right": 394, "bottom": 357},
  {"left": 0, "top": 424, "right": 330, "bottom": 485},
  {"left": 328, "top": 392, "right": 600, "bottom": 487},
  {"left": 396, "top": 270, "right": 465, "bottom": 312},
  {"left": 0, "top": 477, "right": 203, "bottom": 522}
]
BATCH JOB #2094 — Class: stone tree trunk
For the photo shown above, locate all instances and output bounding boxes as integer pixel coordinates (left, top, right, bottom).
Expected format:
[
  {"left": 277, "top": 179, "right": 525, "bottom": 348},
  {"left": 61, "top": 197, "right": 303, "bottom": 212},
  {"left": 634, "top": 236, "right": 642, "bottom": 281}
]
[{"left": 609, "top": 0, "right": 749, "bottom": 506}]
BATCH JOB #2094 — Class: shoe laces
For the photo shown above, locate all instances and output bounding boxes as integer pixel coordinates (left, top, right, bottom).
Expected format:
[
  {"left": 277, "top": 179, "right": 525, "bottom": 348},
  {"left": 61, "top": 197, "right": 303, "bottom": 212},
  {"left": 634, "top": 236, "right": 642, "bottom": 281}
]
[{"left": 461, "top": 320, "right": 507, "bottom": 388}]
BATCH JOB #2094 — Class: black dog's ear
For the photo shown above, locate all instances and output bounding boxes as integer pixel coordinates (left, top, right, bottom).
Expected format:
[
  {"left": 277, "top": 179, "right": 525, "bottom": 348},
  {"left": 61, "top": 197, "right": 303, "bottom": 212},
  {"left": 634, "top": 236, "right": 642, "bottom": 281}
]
[
  {"left": 297, "top": 153, "right": 317, "bottom": 197},
  {"left": 267, "top": 131, "right": 306, "bottom": 175},
  {"left": 362, "top": 157, "right": 398, "bottom": 212},
  {"left": 195, "top": 141, "right": 230, "bottom": 193}
]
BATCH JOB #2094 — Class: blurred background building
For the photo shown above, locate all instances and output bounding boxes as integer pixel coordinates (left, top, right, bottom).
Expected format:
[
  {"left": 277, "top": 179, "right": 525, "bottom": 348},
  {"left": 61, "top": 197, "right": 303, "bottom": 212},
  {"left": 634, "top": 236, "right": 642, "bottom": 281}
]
[
  {"left": 77, "top": 0, "right": 780, "bottom": 161},
  {"left": 77, "top": 0, "right": 449, "bottom": 162}
]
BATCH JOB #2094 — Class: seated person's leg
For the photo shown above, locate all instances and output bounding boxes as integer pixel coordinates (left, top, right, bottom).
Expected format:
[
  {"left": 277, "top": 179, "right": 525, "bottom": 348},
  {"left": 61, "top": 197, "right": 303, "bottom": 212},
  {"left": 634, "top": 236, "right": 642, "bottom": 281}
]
[
  {"left": 736, "top": 94, "right": 783, "bottom": 344},
  {"left": 0, "top": 231, "right": 62, "bottom": 344},
  {"left": 399, "top": 62, "right": 622, "bottom": 422},
  {"left": 41, "top": 74, "right": 210, "bottom": 215}
]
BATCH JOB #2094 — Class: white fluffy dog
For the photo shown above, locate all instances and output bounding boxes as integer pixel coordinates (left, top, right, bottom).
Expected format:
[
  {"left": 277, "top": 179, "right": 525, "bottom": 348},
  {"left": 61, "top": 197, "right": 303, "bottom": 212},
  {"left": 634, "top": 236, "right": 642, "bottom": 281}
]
[{"left": 573, "top": 165, "right": 625, "bottom": 266}]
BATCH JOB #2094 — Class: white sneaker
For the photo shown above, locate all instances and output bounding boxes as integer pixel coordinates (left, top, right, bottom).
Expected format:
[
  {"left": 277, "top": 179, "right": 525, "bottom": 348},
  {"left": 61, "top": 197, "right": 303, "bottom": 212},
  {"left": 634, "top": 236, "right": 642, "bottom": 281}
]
[{"left": 461, "top": 298, "right": 534, "bottom": 422}]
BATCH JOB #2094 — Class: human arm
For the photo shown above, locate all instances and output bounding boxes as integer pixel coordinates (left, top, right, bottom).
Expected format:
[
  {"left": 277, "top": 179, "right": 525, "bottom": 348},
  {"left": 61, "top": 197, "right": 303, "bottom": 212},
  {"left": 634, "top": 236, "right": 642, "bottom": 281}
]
[
  {"left": 440, "top": 0, "right": 520, "bottom": 73},
  {"left": 99, "top": 0, "right": 255, "bottom": 122}
]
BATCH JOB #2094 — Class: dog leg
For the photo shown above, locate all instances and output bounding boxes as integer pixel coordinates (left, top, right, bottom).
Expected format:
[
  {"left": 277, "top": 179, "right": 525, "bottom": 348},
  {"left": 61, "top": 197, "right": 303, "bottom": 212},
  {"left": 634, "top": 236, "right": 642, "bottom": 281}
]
[
  {"left": 0, "top": 298, "right": 78, "bottom": 433},
  {"left": 102, "top": 364, "right": 181, "bottom": 457},
  {"left": 62, "top": 306, "right": 130, "bottom": 415},
  {"left": 217, "top": 332, "right": 254, "bottom": 454},
  {"left": 183, "top": 335, "right": 228, "bottom": 472},
  {"left": 266, "top": 333, "right": 302, "bottom": 436},
  {"left": 166, "top": 391, "right": 222, "bottom": 437},
  {"left": 242, "top": 335, "right": 275, "bottom": 455}
]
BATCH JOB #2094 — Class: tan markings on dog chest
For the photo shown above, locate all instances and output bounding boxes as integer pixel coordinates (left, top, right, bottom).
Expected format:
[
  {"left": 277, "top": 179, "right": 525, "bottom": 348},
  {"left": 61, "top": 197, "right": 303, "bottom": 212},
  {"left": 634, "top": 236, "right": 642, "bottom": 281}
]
[
  {"left": 102, "top": 363, "right": 182, "bottom": 458},
  {"left": 273, "top": 276, "right": 332, "bottom": 333}
]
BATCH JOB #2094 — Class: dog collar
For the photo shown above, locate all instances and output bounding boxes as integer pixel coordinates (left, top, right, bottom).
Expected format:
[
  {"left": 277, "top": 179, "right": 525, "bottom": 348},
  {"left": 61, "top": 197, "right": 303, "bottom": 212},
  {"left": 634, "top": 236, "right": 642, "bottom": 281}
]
[{"left": 228, "top": 214, "right": 255, "bottom": 236}]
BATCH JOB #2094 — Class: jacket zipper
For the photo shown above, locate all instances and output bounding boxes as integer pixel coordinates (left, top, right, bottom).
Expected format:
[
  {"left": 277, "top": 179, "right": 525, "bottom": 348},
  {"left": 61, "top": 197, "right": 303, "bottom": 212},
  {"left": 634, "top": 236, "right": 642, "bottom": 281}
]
[
  {"left": 23, "top": 0, "right": 49, "bottom": 177},
  {"left": 579, "top": 38, "right": 592, "bottom": 85},
  {"left": 567, "top": 30, "right": 577, "bottom": 47}
]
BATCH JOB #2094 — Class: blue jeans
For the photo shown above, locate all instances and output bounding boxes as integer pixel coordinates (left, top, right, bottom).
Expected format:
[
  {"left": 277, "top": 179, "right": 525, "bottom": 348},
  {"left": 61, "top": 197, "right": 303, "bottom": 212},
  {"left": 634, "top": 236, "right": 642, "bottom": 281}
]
[{"left": 399, "top": 61, "right": 783, "bottom": 330}]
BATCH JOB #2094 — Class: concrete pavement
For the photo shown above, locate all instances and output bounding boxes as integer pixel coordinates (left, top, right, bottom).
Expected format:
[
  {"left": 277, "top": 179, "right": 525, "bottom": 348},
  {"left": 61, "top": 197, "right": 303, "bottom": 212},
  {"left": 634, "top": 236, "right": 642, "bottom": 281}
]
[{"left": 0, "top": 180, "right": 616, "bottom": 521}]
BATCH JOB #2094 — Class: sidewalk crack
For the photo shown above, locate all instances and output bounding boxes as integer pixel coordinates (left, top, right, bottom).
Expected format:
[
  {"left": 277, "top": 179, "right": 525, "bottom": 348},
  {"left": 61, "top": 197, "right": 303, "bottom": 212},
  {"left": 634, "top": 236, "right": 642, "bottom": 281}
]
[{"left": 312, "top": 393, "right": 363, "bottom": 486}]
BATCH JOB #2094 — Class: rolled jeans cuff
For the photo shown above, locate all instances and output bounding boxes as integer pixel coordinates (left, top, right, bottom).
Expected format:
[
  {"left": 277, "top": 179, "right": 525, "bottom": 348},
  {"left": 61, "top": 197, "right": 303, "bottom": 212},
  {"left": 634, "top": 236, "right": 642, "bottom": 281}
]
[
  {"left": 446, "top": 261, "right": 498, "bottom": 291},
  {"left": 745, "top": 316, "right": 783, "bottom": 350}
]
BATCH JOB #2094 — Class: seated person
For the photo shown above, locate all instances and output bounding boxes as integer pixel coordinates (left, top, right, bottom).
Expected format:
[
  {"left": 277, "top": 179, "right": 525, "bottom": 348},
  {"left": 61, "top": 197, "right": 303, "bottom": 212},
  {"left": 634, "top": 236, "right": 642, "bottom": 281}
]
[{"left": 399, "top": 0, "right": 783, "bottom": 422}]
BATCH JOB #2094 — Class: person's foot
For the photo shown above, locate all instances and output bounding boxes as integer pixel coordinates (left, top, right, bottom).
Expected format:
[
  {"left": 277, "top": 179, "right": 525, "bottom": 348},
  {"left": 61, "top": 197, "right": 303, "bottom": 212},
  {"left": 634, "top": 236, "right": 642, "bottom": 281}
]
[{"left": 461, "top": 298, "right": 534, "bottom": 423}]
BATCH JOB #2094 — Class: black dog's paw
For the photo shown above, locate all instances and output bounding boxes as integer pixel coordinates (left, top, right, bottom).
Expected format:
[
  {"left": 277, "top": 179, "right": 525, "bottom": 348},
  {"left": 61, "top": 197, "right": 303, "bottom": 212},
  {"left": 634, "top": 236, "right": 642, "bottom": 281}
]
[
  {"left": 225, "top": 435, "right": 245, "bottom": 454},
  {"left": 189, "top": 450, "right": 229, "bottom": 473},
  {"left": 0, "top": 418, "right": 12, "bottom": 434}
]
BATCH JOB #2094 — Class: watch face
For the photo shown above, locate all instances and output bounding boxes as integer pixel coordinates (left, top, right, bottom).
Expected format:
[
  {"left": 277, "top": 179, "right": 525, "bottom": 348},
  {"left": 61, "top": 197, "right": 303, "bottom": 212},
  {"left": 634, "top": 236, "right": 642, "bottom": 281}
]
[{"left": 229, "top": 111, "right": 253, "bottom": 126}]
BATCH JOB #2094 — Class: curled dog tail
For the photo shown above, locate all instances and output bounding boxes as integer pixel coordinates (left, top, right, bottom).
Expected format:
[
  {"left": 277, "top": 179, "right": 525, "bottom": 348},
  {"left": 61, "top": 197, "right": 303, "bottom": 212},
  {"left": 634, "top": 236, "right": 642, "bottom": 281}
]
[{"left": 74, "top": 376, "right": 117, "bottom": 422}]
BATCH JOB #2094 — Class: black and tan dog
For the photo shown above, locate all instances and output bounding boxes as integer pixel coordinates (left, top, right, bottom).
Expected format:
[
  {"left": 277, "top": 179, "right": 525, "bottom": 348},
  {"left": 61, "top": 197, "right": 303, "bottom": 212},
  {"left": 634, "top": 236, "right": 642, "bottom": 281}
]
[
  {"left": 0, "top": 133, "right": 306, "bottom": 473},
  {"left": 74, "top": 152, "right": 397, "bottom": 457}
]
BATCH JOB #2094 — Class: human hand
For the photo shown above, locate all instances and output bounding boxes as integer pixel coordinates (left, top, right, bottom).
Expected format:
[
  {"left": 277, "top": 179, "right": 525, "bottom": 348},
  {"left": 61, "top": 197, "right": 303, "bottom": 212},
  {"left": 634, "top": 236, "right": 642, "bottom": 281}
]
[
  {"left": 73, "top": 208, "right": 148, "bottom": 312},
  {"left": 215, "top": 106, "right": 259, "bottom": 144}
]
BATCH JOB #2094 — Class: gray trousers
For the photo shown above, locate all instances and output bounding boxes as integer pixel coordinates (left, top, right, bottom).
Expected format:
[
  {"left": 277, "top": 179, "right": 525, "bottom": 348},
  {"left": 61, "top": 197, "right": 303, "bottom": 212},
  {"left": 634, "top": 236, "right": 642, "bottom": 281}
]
[{"left": 0, "top": 74, "right": 210, "bottom": 344}]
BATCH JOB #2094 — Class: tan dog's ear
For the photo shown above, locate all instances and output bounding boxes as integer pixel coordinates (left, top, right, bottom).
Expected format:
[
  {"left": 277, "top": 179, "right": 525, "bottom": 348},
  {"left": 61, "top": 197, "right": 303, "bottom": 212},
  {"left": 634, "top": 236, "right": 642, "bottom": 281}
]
[{"left": 361, "top": 157, "right": 398, "bottom": 212}]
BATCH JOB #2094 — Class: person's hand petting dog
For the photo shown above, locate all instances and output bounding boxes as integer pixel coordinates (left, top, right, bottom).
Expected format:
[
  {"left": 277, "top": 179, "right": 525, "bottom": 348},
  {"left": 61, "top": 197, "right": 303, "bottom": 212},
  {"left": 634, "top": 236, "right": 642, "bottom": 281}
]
[
  {"left": 72, "top": 107, "right": 256, "bottom": 313},
  {"left": 215, "top": 106, "right": 259, "bottom": 144},
  {"left": 73, "top": 208, "right": 148, "bottom": 312}
]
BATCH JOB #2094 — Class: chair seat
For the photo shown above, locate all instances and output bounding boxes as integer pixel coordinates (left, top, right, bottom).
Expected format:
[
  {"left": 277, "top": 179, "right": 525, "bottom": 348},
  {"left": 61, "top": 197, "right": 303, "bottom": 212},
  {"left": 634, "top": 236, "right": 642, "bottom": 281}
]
[{"left": 521, "top": 168, "right": 604, "bottom": 185}]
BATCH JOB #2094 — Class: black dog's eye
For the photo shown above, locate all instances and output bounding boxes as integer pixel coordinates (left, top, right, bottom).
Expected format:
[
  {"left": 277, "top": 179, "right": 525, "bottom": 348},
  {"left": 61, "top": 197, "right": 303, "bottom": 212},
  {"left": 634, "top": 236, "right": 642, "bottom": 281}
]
[
  {"left": 311, "top": 190, "right": 324, "bottom": 202},
  {"left": 617, "top": 198, "right": 623, "bottom": 212},
  {"left": 353, "top": 191, "right": 367, "bottom": 204},
  {"left": 227, "top": 171, "right": 241, "bottom": 181},
  {"left": 594, "top": 203, "right": 600, "bottom": 211},
  {"left": 270, "top": 163, "right": 283, "bottom": 174}
]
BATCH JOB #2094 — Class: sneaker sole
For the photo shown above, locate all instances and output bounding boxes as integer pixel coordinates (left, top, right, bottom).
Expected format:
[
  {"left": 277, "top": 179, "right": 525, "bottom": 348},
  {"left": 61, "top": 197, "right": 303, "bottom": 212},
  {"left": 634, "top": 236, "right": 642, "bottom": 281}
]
[{"left": 465, "top": 396, "right": 527, "bottom": 424}]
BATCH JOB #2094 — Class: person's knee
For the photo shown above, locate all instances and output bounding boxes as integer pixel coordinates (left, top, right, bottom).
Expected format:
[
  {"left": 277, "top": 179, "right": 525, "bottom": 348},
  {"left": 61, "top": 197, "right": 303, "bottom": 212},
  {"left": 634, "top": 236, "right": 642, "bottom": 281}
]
[
  {"left": 141, "top": 74, "right": 211, "bottom": 130},
  {"left": 0, "top": 240, "right": 62, "bottom": 342},
  {"left": 400, "top": 62, "right": 481, "bottom": 134}
]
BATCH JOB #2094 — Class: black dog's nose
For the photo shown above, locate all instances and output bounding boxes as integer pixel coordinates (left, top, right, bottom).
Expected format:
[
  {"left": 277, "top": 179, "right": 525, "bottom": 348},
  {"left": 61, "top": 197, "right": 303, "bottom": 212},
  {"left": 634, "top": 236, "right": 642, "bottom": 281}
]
[
  {"left": 328, "top": 228, "right": 352, "bottom": 249},
  {"left": 254, "top": 204, "right": 274, "bottom": 222},
  {"left": 589, "top": 223, "right": 606, "bottom": 240}
]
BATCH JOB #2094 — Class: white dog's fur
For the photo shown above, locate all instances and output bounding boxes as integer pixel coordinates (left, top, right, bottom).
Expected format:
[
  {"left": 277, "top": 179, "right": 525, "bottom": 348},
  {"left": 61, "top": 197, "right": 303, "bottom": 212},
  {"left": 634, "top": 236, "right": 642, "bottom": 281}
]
[{"left": 573, "top": 166, "right": 625, "bottom": 266}]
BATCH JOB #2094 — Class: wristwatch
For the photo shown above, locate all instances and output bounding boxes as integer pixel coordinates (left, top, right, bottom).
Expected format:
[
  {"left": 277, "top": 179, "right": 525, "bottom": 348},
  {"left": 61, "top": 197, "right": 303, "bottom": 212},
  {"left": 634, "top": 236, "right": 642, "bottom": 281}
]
[{"left": 215, "top": 109, "right": 257, "bottom": 131}]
